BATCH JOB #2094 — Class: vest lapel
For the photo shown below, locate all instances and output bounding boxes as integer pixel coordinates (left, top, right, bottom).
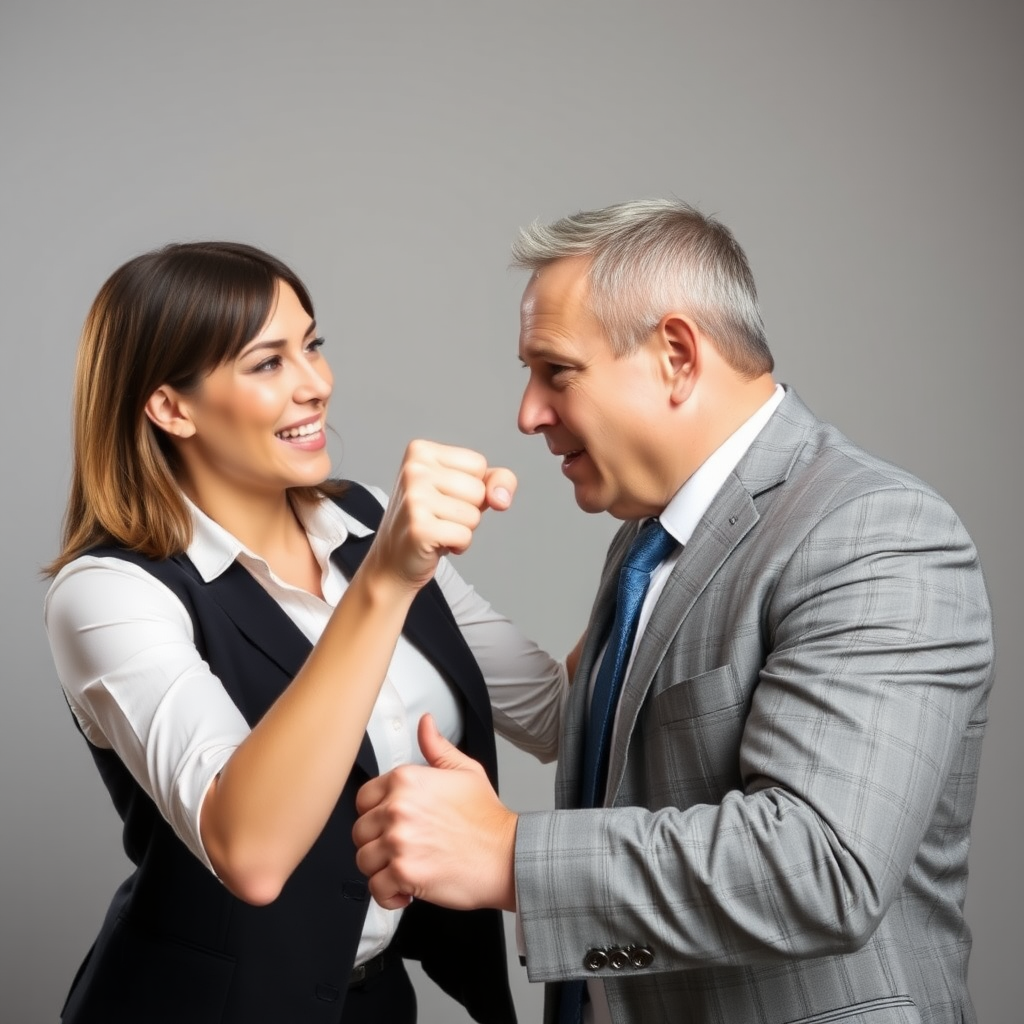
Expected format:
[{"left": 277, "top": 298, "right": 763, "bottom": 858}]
[
  {"left": 198, "top": 559, "right": 312, "bottom": 677},
  {"left": 197, "top": 557, "right": 379, "bottom": 778}
]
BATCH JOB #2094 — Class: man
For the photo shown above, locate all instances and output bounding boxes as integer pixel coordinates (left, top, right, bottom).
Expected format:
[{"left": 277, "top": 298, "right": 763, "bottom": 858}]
[{"left": 353, "top": 199, "right": 994, "bottom": 1024}]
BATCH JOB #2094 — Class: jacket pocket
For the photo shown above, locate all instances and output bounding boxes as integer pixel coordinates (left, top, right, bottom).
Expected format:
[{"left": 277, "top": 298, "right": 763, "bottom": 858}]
[
  {"left": 652, "top": 664, "right": 745, "bottom": 726},
  {"left": 643, "top": 665, "right": 748, "bottom": 804},
  {"left": 783, "top": 994, "right": 920, "bottom": 1023}
]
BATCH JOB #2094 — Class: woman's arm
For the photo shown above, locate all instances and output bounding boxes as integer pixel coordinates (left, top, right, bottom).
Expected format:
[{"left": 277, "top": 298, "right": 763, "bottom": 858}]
[
  {"left": 47, "top": 440, "right": 516, "bottom": 906},
  {"left": 200, "top": 441, "right": 516, "bottom": 904},
  {"left": 565, "top": 630, "right": 586, "bottom": 683},
  {"left": 432, "top": 557, "right": 580, "bottom": 763},
  {"left": 45, "top": 557, "right": 251, "bottom": 869}
]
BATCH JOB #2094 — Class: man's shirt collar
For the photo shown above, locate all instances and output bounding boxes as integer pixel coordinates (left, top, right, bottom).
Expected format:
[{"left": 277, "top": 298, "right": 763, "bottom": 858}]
[{"left": 659, "top": 383, "right": 785, "bottom": 546}]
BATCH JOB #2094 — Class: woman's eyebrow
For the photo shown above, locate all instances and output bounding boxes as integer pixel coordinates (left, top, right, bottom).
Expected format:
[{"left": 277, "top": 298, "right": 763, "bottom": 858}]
[{"left": 241, "top": 321, "right": 318, "bottom": 356}]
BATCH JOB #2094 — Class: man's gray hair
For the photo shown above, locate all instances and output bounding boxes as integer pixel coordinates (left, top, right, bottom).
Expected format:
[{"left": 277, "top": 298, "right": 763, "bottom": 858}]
[{"left": 511, "top": 198, "right": 773, "bottom": 377}]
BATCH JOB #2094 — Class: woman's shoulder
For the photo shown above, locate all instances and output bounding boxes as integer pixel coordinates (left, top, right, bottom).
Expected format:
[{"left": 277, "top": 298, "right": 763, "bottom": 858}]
[
  {"left": 48, "top": 548, "right": 173, "bottom": 589},
  {"left": 44, "top": 550, "right": 195, "bottom": 638}
]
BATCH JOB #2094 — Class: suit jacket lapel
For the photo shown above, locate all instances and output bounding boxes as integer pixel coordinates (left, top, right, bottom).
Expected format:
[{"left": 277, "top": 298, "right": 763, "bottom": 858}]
[
  {"left": 598, "top": 388, "right": 819, "bottom": 804},
  {"left": 604, "top": 478, "right": 760, "bottom": 800}
]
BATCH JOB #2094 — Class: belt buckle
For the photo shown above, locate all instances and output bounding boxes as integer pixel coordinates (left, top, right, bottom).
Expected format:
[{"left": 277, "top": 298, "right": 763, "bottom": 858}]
[{"left": 349, "top": 949, "right": 387, "bottom": 988}]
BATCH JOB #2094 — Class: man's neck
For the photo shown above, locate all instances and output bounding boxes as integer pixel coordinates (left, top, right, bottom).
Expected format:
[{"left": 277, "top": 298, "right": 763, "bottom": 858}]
[{"left": 673, "top": 373, "right": 778, "bottom": 489}]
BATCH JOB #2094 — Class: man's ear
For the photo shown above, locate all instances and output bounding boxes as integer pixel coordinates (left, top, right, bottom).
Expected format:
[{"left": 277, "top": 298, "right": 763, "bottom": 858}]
[
  {"left": 144, "top": 385, "right": 196, "bottom": 439},
  {"left": 659, "top": 314, "right": 700, "bottom": 405}
]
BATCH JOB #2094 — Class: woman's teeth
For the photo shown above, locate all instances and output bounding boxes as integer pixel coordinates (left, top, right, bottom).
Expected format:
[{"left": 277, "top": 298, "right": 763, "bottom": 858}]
[{"left": 276, "top": 421, "right": 322, "bottom": 439}]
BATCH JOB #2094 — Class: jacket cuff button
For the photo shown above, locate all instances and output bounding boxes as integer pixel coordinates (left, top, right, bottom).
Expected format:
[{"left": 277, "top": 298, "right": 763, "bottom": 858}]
[
  {"left": 609, "top": 949, "right": 631, "bottom": 970},
  {"left": 583, "top": 949, "right": 608, "bottom": 971},
  {"left": 630, "top": 947, "right": 655, "bottom": 969}
]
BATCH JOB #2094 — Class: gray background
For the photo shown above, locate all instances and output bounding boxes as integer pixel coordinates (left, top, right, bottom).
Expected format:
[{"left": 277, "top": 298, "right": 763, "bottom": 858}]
[{"left": 1, "top": 2, "right": 1020, "bottom": 1022}]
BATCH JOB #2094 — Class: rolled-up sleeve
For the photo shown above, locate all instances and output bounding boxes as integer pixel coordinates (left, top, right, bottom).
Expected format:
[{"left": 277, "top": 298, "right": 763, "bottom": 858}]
[{"left": 44, "top": 557, "right": 251, "bottom": 872}]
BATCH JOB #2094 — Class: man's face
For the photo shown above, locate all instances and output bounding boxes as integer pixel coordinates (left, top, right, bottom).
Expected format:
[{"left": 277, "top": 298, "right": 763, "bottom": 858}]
[{"left": 517, "top": 256, "right": 672, "bottom": 520}]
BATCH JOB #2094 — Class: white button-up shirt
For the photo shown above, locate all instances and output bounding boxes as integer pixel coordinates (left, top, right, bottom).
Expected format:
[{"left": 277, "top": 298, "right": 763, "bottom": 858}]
[{"left": 46, "top": 484, "right": 567, "bottom": 966}]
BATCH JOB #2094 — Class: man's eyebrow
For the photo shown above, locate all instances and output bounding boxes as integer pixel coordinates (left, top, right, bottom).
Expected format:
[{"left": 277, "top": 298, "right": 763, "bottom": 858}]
[{"left": 520, "top": 341, "right": 568, "bottom": 363}]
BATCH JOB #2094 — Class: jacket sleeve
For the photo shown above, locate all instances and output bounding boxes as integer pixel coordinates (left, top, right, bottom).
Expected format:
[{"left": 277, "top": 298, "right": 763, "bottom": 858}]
[{"left": 514, "top": 484, "right": 993, "bottom": 980}]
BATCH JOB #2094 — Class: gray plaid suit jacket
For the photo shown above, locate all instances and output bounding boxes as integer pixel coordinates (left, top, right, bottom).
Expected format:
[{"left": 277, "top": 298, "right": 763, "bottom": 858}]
[{"left": 515, "top": 388, "right": 993, "bottom": 1024}]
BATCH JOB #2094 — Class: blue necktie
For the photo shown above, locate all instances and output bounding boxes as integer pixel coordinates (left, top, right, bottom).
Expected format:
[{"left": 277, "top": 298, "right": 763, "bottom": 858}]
[
  {"left": 558, "top": 518, "right": 677, "bottom": 1024},
  {"left": 579, "top": 517, "right": 677, "bottom": 809}
]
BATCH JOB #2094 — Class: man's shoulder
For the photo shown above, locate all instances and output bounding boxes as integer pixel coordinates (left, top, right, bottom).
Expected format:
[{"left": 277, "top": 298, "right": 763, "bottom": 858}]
[
  {"left": 800, "top": 419, "right": 940, "bottom": 497},
  {"left": 733, "top": 390, "right": 980, "bottom": 570},
  {"left": 761, "top": 388, "right": 949, "bottom": 510}
]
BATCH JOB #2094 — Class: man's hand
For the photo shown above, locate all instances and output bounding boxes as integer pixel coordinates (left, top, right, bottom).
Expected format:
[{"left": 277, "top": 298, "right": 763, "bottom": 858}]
[{"left": 353, "top": 714, "right": 519, "bottom": 912}]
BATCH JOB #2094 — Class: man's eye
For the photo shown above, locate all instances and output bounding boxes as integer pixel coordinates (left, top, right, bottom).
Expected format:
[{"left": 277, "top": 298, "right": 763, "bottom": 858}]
[{"left": 548, "top": 363, "right": 570, "bottom": 377}]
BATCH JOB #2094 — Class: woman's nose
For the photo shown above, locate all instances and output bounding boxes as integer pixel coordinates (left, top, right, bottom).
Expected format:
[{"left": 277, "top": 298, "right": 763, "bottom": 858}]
[{"left": 296, "top": 357, "right": 333, "bottom": 403}]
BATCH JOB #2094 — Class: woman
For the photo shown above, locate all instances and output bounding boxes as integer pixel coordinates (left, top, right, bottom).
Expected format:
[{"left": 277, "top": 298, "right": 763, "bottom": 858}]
[{"left": 44, "top": 242, "right": 566, "bottom": 1024}]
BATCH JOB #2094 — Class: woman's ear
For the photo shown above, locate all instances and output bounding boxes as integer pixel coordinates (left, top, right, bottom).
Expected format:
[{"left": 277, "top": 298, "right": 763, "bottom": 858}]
[{"left": 144, "top": 386, "right": 196, "bottom": 439}]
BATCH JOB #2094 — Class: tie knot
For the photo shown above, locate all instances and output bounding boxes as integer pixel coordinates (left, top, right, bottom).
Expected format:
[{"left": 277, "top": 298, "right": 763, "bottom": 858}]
[{"left": 623, "top": 518, "right": 677, "bottom": 576}]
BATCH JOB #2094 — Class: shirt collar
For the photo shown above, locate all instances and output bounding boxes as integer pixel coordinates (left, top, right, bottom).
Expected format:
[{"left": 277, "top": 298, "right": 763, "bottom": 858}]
[
  {"left": 184, "top": 492, "right": 375, "bottom": 583},
  {"left": 659, "top": 383, "right": 785, "bottom": 547}
]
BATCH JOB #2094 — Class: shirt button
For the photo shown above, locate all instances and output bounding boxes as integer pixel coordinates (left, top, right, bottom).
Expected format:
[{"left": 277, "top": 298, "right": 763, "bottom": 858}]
[{"left": 391, "top": 719, "right": 402, "bottom": 732}]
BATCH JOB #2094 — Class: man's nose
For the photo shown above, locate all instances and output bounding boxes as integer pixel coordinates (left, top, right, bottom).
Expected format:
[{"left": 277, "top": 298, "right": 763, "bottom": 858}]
[{"left": 517, "top": 377, "right": 554, "bottom": 434}]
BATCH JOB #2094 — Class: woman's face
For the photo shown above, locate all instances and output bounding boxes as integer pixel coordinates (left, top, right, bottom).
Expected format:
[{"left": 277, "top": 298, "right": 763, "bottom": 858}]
[{"left": 168, "top": 280, "right": 334, "bottom": 504}]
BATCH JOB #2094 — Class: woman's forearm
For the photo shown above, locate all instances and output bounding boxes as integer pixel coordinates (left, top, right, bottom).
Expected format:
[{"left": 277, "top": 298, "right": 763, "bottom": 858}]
[
  {"left": 200, "top": 441, "right": 517, "bottom": 904},
  {"left": 200, "top": 561, "right": 416, "bottom": 904}
]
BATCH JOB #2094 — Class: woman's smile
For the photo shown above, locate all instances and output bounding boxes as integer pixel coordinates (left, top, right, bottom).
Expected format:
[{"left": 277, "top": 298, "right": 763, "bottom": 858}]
[{"left": 275, "top": 414, "right": 327, "bottom": 449}]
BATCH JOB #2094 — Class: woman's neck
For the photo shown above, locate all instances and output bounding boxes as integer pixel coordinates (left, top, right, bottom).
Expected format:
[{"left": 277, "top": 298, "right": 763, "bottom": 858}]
[
  {"left": 180, "top": 475, "right": 322, "bottom": 582},
  {"left": 204, "top": 488, "right": 324, "bottom": 598}
]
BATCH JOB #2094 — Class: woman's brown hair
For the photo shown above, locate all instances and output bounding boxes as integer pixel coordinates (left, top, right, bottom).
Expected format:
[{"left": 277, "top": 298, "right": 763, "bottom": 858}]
[{"left": 46, "top": 242, "right": 343, "bottom": 576}]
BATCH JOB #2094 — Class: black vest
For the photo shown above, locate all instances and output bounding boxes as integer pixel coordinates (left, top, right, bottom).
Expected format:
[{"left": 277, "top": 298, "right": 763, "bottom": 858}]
[{"left": 62, "top": 483, "right": 516, "bottom": 1024}]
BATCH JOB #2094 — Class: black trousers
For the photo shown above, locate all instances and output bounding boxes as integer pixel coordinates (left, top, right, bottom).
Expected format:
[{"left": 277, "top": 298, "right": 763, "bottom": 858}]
[{"left": 340, "top": 956, "right": 417, "bottom": 1024}]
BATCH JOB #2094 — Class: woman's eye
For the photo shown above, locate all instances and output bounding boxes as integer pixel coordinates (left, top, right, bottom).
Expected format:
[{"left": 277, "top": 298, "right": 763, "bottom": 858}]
[
  {"left": 307, "top": 336, "right": 326, "bottom": 354},
  {"left": 252, "top": 356, "right": 282, "bottom": 373}
]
